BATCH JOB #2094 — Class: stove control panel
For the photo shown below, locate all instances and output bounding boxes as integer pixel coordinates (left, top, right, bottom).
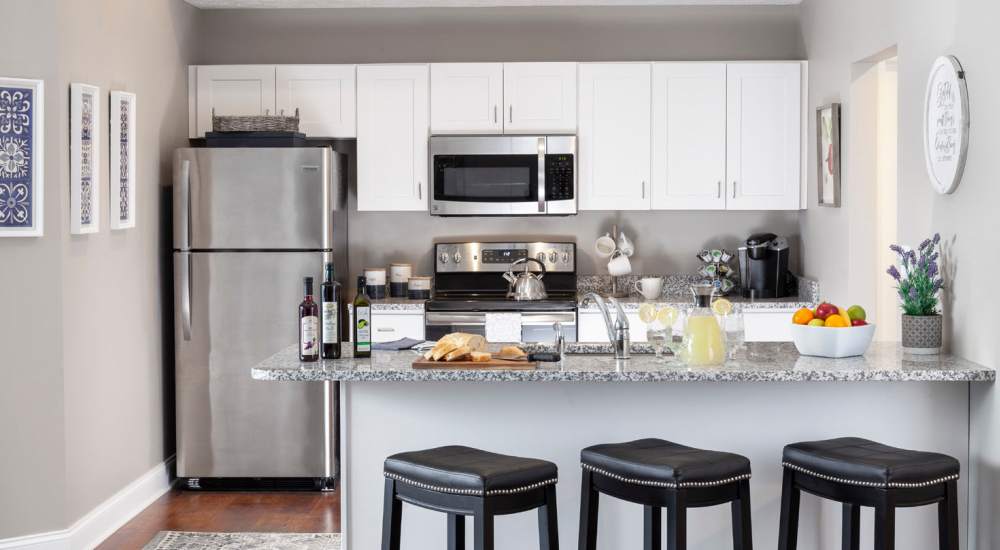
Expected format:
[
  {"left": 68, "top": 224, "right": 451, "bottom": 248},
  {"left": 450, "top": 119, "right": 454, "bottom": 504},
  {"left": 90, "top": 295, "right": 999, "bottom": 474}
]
[{"left": 435, "top": 242, "right": 576, "bottom": 273}]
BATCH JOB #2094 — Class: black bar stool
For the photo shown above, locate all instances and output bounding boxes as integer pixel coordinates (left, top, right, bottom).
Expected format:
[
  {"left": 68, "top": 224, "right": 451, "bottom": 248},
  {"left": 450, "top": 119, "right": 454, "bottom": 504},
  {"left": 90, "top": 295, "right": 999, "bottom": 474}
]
[
  {"left": 578, "top": 438, "right": 753, "bottom": 550},
  {"left": 381, "top": 445, "right": 559, "bottom": 550},
  {"left": 777, "top": 437, "right": 960, "bottom": 550}
]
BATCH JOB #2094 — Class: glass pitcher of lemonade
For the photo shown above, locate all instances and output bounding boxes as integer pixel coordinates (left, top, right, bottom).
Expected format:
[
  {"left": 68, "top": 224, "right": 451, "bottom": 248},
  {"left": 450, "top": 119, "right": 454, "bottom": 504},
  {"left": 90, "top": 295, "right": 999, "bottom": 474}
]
[{"left": 679, "top": 284, "right": 727, "bottom": 366}]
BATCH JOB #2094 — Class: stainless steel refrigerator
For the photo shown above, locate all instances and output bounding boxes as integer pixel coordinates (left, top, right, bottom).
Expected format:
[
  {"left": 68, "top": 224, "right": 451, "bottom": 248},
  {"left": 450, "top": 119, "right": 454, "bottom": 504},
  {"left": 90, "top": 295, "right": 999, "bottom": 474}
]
[{"left": 172, "top": 146, "right": 346, "bottom": 489}]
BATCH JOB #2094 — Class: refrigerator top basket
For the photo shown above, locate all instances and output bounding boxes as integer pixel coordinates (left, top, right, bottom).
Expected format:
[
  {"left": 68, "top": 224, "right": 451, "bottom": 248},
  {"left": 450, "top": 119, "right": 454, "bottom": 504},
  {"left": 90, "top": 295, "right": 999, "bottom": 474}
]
[{"left": 212, "top": 108, "right": 300, "bottom": 133}]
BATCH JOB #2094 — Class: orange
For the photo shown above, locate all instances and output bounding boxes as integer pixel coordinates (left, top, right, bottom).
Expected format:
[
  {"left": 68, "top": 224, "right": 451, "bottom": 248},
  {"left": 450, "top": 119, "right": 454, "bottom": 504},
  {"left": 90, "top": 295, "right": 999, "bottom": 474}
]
[
  {"left": 825, "top": 314, "right": 849, "bottom": 328},
  {"left": 792, "top": 308, "right": 814, "bottom": 325}
]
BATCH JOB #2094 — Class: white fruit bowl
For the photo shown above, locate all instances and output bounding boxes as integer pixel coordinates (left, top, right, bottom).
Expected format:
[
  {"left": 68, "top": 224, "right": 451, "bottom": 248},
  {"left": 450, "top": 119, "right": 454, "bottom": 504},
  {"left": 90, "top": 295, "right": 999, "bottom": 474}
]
[{"left": 790, "top": 322, "right": 876, "bottom": 358}]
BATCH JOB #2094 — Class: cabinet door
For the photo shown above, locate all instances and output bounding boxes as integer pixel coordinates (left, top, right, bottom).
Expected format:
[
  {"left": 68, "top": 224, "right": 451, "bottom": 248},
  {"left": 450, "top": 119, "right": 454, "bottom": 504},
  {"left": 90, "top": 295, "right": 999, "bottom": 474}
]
[
  {"left": 503, "top": 62, "right": 577, "bottom": 134},
  {"left": 276, "top": 65, "right": 356, "bottom": 138},
  {"left": 431, "top": 63, "right": 503, "bottom": 135},
  {"left": 195, "top": 65, "right": 276, "bottom": 137},
  {"left": 578, "top": 63, "right": 652, "bottom": 211},
  {"left": 651, "top": 63, "right": 727, "bottom": 210},
  {"left": 726, "top": 63, "right": 802, "bottom": 210},
  {"left": 356, "top": 65, "right": 429, "bottom": 211},
  {"left": 371, "top": 312, "right": 425, "bottom": 343}
]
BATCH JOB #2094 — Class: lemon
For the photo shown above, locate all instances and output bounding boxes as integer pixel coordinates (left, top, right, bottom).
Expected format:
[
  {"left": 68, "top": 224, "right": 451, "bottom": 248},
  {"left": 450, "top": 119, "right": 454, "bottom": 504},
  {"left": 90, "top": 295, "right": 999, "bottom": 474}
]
[
  {"left": 711, "top": 298, "right": 734, "bottom": 316},
  {"left": 656, "top": 306, "right": 679, "bottom": 327},
  {"left": 638, "top": 303, "right": 658, "bottom": 324}
]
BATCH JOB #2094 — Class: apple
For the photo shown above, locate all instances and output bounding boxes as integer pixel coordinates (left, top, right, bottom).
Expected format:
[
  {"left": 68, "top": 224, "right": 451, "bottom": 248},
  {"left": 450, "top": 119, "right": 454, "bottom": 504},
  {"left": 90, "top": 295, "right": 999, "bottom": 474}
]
[
  {"left": 808, "top": 318, "right": 825, "bottom": 327},
  {"left": 847, "top": 305, "right": 867, "bottom": 322},
  {"left": 851, "top": 319, "right": 868, "bottom": 327},
  {"left": 815, "top": 302, "right": 838, "bottom": 320}
]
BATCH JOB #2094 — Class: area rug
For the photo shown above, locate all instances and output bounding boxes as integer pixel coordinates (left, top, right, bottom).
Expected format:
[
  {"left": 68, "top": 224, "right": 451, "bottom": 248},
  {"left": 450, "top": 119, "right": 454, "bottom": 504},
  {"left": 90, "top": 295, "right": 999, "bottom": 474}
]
[{"left": 144, "top": 531, "right": 341, "bottom": 549}]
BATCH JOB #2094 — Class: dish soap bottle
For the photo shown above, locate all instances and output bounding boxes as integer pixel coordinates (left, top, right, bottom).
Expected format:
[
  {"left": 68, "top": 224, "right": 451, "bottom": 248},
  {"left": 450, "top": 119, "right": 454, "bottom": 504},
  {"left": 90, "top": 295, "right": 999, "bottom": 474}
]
[{"left": 679, "top": 283, "right": 726, "bottom": 366}]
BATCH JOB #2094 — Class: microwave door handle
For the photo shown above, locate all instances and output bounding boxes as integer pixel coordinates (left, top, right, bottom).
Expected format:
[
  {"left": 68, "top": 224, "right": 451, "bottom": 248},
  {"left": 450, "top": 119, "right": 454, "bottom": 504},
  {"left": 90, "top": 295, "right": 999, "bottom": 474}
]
[{"left": 537, "top": 137, "right": 546, "bottom": 213}]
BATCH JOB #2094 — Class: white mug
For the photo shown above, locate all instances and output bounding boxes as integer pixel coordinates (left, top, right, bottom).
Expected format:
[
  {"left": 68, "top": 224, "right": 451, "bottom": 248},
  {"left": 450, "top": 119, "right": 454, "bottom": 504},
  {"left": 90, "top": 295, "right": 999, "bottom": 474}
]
[
  {"left": 617, "top": 231, "right": 635, "bottom": 257},
  {"left": 634, "top": 277, "right": 663, "bottom": 301},
  {"left": 607, "top": 251, "right": 632, "bottom": 277},
  {"left": 595, "top": 233, "right": 617, "bottom": 258}
]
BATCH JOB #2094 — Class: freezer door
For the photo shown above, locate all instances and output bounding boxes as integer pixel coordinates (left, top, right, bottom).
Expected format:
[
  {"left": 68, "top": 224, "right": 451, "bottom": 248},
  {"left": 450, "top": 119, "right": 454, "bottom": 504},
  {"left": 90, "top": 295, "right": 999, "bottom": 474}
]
[
  {"left": 173, "top": 147, "right": 333, "bottom": 250},
  {"left": 174, "top": 251, "right": 335, "bottom": 478}
]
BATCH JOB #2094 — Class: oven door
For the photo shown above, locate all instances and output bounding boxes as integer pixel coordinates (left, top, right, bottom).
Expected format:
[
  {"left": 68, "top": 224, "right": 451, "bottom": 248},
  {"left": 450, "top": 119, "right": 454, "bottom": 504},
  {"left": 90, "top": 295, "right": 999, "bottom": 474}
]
[
  {"left": 430, "top": 136, "right": 545, "bottom": 216},
  {"left": 424, "top": 312, "right": 487, "bottom": 342},
  {"left": 424, "top": 311, "right": 577, "bottom": 343}
]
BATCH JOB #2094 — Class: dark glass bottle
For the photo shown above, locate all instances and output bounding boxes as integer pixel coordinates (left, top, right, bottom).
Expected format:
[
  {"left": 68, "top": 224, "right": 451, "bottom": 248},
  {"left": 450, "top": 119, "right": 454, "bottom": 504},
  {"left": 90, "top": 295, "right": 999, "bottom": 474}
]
[
  {"left": 321, "top": 263, "right": 342, "bottom": 359},
  {"left": 299, "top": 277, "right": 319, "bottom": 362},
  {"left": 352, "top": 275, "right": 372, "bottom": 358}
]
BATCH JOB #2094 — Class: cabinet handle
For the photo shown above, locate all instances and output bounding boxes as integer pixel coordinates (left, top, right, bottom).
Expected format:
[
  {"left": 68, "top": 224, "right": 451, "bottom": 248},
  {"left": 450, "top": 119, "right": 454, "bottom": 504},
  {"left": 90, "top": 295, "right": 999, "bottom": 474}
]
[
  {"left": 376, "top": 327, "right": 395, "bottom": 332},
  {"left": 509, "top": 105, "right": 513, "bottom": 123},
  {"left": 418, "top": 182, "right": 422, "bottom": 200},
  {"left": 717, "top": 181, "right": 722, "bottom": 198},
  {"left": 494, "top": 105, "right": 498, "bottom": 124},
  {"left": 642, "top": 181, "right": 646, "bottom": 199},
  {"left": 732, "top": 181, "right": 737, "bottom": 199}
]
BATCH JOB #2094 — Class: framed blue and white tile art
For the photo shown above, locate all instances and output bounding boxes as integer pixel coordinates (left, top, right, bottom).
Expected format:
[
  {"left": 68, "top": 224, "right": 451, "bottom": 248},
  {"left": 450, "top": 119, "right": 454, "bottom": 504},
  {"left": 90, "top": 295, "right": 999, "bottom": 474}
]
[
  {"left": 70, "top": 82, "right": 100, "bottom": 235},
  {"left": 109, "top": 91, "right": 136, "bottom": 230},
  {"left": 0, "top": 77, "right": 44, "bottom": 237}
]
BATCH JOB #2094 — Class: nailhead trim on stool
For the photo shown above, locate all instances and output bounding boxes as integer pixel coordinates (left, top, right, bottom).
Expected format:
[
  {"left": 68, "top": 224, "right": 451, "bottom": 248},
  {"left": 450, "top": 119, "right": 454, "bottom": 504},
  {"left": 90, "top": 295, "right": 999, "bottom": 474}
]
[
  {"left": 580, "top": 462, "right": 752, "bottom": 489},
  {"left": 782, "top": 461, "right": 960, "bottom": 488},
  {"left": 383, "top": 472, "right": 558, "bottom": 496}
]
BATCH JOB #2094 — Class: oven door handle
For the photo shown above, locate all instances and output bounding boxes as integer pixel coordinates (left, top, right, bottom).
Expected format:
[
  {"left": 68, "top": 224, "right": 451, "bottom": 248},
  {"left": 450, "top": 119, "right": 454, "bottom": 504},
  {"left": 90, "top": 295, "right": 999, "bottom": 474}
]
[
  {"left": 537, "top": 137, "right": 546, "bottom": 213},
  {"left": 425, "top": 313, "right": 487, "bottom": 326},
  {"left": 520, "top": 313, "right": 577, "bottom": 325}
]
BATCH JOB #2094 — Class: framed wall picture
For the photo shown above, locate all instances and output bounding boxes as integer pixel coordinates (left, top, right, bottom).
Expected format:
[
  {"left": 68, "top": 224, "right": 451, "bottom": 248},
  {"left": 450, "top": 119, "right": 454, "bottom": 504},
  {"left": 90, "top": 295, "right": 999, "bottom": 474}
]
[
  {"left": 817, "top": 103, "right": 841, "bottom": 207},
  {"left": 110, "top": 91, "right": 136, "bottom": 230},
  {"left": 70, "top": 82, "right": 100, "bottom": 234},
  {"left": 0, "top": 77, "right": 44, "bottom": 237}
]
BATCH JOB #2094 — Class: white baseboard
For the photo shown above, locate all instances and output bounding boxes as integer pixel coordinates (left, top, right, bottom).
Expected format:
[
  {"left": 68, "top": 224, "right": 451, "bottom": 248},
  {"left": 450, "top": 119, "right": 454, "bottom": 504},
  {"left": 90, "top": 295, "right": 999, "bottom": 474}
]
[{"left": 0, "top": 456, "right": 175, "bottom": 550}]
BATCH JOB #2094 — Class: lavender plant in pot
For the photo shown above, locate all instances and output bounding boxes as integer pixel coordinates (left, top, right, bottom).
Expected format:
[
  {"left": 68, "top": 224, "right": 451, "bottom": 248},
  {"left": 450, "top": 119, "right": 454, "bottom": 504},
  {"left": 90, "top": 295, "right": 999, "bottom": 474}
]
[{"left": 886, "top": 233, "right": 944, "bottom": 354}]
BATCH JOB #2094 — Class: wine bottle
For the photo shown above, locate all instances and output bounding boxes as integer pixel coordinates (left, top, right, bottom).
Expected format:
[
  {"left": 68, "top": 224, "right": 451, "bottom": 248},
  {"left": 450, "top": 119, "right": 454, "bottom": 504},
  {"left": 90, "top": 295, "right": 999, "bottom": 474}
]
[
  {"left": 321, "top": 263, "right": 342, "bottom": 359},
  {"left": 353, "top": 275, "right": 372, "bottom": 358},
  {"left": 299, "top": 277, "right": 319, "bottom": 362}
]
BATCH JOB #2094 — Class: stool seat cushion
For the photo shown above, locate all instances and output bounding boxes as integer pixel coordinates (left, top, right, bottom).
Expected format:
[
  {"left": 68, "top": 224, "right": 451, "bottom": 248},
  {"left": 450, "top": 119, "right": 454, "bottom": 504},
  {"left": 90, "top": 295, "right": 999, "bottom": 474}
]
[
  {"left": 580, "top": 438, "right": 751, "bottom": 488},
  {"left": 384, "top": 445, "right": 557, "bottom": 496},
  {"left": 783, "top": 437, "right": 960, "bottom": 488}
]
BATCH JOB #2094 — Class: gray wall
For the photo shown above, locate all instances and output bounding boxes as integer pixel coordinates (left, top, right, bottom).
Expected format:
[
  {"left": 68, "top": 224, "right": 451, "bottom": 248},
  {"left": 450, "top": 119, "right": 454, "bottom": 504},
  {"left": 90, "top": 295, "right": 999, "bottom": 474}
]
[
  {"left": 196, "top": 5, "right": 805, "bottom": 277},
  {"left": 0, "top": 0, "right": 198, "bottom": 538},
  {"left": 798, "top": 0, "right": 1000, "bottom": 546}
]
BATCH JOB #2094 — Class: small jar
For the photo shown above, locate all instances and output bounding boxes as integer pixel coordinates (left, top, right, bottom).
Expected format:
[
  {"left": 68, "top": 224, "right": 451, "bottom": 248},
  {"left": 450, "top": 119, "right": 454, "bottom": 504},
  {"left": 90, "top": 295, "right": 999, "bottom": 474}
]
[
  {"left": 364, "top": 268, "right": 387, "bottom": 299},
  {"left": 389, "top": 263, "right": 412, "bottom": 298},
  {"left": 407, "top": 276, "right": 431, "bottom": 300}
]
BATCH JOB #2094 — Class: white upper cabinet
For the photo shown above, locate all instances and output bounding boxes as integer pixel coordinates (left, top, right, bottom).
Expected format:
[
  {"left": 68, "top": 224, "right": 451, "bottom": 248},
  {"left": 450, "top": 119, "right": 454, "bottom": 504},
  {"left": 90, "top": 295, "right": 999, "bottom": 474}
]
[
  {"left": 651, "top": 63, "right": 727, "bottom": 210},
  {"left": 503, "top": 62, "right": 577, "bottom": 134},
  {"left": 578, "top": 63, "right": 652, "bottom": 211},
  {"left": 276, "top": 65, "right": 356, "bottom": 138},
  {"left": 356, "top": 65, "right": 430, "bottom": 212},
  {"left": 430, "top": 63, "right": 503, "bottom": 135},
  {"left": 195, "top": 65, "right": 276, "bottom": 137},
  {"left": 726, "top": 62, "right": 802, "bottom": 210}
]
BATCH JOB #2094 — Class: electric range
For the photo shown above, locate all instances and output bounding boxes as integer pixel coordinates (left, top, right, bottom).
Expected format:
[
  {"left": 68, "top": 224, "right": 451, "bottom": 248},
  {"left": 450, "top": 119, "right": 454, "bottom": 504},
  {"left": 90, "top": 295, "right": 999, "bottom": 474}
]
[{"left": 425, "top": 241, "right": 578, "bottom": 342}]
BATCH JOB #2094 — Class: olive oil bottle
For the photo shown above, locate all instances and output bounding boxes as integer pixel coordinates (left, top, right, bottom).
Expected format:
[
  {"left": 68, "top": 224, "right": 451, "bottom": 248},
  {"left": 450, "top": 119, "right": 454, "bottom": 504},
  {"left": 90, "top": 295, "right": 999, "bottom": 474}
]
[{"left": 352, "top": 275, "right": 372, "bottom": 358}]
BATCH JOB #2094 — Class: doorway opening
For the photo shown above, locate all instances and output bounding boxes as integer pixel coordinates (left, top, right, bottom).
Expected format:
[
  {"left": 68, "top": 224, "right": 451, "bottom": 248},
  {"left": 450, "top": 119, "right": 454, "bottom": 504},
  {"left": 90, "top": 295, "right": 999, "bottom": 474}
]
[{"left": 848, "top": 48, "right": 898, "bottom": 342}]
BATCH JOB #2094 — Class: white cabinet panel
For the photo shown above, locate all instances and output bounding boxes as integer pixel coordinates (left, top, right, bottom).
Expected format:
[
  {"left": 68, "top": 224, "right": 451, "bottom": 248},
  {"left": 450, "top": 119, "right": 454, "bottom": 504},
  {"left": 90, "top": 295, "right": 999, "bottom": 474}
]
[
  {"left": 651, "top": 63, "right": 727, "bottom": 210},
  {"left": 357, "top": 65, "right": 429, "bottom": 211},
  {"left": 503, "top": 62, "right": 577, "bottom": 134},
  {"left": 431, "top": 63, "right": 503, "bottom": 135},
  {"left": 195, "top": 65, "right": 276, "bottom": 138},
  {"left": 578, "top": 63, "right": 652, "bottom": 211},
  {"left": 743, "top": 311, "right": 794, "bottom": 342},
  {"left": 726, "top": 63, "right": 802, "bottom": 210},
  {"left": 372, "top": 312, "right": 425, "bottom": 343},
  {"left": 578, "top": 312, "right": 650, "bottom": 343},
  {"left": 276, "top": 65, "right": 356, "bottom": 138}
]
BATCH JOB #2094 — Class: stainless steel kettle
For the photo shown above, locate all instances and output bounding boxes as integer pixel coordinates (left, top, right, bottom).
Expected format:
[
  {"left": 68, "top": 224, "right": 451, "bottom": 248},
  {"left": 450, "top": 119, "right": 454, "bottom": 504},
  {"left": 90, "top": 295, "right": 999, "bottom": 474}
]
[{"left": 502, "top": 258, "right": 548, "bottom": 301}]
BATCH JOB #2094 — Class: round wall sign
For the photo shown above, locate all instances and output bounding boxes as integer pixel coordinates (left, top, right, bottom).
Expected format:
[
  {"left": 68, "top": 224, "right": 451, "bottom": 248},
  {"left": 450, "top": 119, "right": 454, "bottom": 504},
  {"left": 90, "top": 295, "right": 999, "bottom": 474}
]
[{"left": 923, "top": 55, "right": 970, "bottom": 195}]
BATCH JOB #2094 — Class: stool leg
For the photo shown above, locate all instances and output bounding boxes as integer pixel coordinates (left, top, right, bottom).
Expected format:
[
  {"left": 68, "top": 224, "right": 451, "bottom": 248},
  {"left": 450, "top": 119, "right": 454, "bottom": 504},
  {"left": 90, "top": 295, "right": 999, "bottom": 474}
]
[
  {"left": 474, "top": 499, "right": 495, "bottom": 550},
  {"left": 874, "top": 491, "right": 896, "bottom": 550},
  {"left": 731, "top": 479, "right": 753, "bottom": 550},
  {"left": 538, "top": 485, "right": 559, "bottom": 550},
  {"left": 448, "top": 514, "right": 465, "bottom": 550},
  {"left": 579, "top": 469, "right": 599, "bottom": 550},
  {"left": 938, "top": 480, "right": 959, "bottom": 550},
  {"left": 777, "top": 468, "right": 800, "bottom": 550},
  {"left": 381, "top": 478, "right": 402, "bottom": 550},
  {"left": 666, "top": 489, "right": 687, "bottom": 550},
  {"left": 644, "top": 506, "right": 662, "bottom": 550},
  {"left": 841, "top": 503, "right": 859, "bottom": 550}
]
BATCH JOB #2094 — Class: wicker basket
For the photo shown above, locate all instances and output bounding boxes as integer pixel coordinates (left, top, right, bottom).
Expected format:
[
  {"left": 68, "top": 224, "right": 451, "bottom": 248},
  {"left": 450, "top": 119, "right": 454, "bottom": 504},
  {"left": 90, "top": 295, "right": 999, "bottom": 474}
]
[{"left": 212, "top": 108, "right": 300, "bottom": 133}]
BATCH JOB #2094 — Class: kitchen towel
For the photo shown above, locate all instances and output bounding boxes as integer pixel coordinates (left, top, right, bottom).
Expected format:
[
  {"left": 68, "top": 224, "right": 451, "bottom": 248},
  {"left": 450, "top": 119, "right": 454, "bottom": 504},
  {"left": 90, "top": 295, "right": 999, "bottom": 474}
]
[
  {"left": 373, "top": 337, "right": 425, "bottom": 351},
  {"left": 485, "top": 313, "right": 522, "bottom": 343}
]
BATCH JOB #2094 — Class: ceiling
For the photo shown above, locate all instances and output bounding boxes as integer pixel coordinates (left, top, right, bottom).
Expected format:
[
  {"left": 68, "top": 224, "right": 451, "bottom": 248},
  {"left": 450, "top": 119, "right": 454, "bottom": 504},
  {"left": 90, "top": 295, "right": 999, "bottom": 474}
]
[{"left": 186, "top": 0, "right": 800, "bottom": 8}]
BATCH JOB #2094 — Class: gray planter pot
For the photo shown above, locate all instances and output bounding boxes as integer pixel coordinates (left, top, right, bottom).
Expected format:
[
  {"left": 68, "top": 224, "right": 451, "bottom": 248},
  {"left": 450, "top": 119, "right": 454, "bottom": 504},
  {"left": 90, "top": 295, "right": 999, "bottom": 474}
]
[{"left": 901, "top": 314, "right": 942, "bottom": 354}]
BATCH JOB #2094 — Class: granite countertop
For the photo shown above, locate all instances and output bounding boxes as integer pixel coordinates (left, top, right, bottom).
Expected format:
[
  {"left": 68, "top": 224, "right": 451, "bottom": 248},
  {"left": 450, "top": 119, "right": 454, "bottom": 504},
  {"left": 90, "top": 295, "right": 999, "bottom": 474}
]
[
  {"left": 576, "top": 294, "right": 814, "bottom": 313},
  {"left": 251, "top": 342, "right": 994, "bottom": 383}
]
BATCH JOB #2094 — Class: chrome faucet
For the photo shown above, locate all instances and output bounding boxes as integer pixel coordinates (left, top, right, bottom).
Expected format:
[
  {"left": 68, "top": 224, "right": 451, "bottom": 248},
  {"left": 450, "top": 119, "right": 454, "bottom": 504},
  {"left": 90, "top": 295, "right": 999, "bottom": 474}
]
[{"left": 581, "top": 292, "right": 630, "bottom": 360}]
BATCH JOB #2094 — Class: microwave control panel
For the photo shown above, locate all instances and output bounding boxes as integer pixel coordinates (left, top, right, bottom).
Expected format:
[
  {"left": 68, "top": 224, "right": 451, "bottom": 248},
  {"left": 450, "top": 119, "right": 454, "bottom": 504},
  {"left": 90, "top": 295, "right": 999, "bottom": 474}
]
[{"left": 545, "top": 154, "right": 575, "bottom": 201}]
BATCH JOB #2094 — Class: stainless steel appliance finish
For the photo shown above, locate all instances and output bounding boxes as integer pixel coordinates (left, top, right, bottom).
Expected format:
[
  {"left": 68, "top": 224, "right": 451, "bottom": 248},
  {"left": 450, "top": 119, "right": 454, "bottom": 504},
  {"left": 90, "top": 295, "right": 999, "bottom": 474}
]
[
  {"left": 424, "top": 311, "right": 577, "bottom": 343},
  {"left": 502, "top": 257, "right": 548, "bottom": 301},
  {"left": 173, "top": 147, "right": 345, "bottom": 485},
  {"left": 434, "top": 242, "right": 575, "bottom": 274},
  {"left": 429, "top": 135, "right": 576, "bottom": 216}
]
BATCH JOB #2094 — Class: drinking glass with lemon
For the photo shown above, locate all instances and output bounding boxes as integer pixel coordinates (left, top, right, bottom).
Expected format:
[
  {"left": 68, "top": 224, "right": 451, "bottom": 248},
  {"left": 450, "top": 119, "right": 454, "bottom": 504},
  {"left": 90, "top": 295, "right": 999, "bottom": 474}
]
[{"left": 638, "top": 303, "right": 678, "bottom": 358}]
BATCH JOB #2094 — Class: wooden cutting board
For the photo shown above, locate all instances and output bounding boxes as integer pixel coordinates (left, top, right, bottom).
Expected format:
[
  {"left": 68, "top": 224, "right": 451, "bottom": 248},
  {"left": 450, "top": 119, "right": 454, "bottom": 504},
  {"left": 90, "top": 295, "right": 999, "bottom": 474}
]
[{"left": 412, "top": 358, "right": 537, "bottom": 370}]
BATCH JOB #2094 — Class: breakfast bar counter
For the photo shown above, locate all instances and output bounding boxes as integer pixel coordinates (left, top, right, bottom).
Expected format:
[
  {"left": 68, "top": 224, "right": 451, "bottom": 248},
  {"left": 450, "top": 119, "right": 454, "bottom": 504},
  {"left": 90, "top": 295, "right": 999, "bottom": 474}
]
[{"left": 252, "top": 344, "right": 992, "bottom": 550}]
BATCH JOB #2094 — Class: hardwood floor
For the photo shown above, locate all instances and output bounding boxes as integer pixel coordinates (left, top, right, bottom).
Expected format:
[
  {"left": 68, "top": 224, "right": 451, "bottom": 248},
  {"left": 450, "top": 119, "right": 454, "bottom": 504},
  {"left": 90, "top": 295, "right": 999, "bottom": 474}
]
[{"left": 97, "top": 488, "right": 340, "bottom": 549}]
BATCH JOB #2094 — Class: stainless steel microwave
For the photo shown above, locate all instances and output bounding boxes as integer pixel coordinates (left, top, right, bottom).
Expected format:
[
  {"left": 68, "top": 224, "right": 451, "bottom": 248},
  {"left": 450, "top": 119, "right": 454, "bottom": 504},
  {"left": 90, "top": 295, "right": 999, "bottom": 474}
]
[{"left": 429, "top": 135, "right": 577, "bottom": 216}]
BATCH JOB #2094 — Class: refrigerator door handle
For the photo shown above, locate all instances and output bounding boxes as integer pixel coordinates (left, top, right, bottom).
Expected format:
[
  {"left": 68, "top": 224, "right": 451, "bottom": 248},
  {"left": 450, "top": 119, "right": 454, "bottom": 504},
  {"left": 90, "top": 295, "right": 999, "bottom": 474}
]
[
  {"left": 174, "top": 157, "right": 191, "bottom": 249},
  {"left": 177, "top": 253, "right": 192, "bottom": 341}
]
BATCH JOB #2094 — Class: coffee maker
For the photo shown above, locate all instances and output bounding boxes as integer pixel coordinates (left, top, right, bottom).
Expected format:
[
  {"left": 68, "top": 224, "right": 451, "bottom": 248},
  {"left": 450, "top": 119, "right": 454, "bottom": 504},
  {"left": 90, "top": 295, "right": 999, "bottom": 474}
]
[{"left": 737, "top": 233, "right": 793, "bottom": 299}]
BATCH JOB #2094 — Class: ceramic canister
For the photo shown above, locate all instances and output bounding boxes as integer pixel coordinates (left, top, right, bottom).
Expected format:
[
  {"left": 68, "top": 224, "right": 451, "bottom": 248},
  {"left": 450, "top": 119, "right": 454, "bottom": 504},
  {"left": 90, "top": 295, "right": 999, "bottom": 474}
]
[
  {"left": 364, "top": 267, "right": 387, "bottom": 299},
  {"left": 389, "top": 263, "right": 412, "bottom": 298},
  {"left": 408, "top": 276, "right": 431, "bottom": 300}
]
